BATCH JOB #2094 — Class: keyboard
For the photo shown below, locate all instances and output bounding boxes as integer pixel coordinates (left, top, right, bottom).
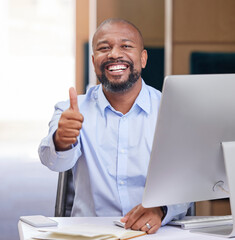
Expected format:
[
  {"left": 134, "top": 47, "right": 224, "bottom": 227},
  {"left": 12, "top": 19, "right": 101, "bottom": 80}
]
[{"left": 169, "top": 215, "right": 233, "bottom": 230}]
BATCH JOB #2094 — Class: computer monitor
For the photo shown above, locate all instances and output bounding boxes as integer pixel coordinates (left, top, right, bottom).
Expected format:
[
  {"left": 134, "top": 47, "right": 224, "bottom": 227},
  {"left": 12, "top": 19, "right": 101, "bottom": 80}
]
[{"left": 142, "top": 74, "right": 235, "bottom": 208}]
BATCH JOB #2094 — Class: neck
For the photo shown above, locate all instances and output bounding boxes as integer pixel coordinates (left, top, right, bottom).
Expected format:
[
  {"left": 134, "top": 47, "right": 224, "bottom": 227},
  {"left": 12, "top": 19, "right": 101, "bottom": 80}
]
[{"left": 102, "top": 79, "right": 142, "bottom": 114}]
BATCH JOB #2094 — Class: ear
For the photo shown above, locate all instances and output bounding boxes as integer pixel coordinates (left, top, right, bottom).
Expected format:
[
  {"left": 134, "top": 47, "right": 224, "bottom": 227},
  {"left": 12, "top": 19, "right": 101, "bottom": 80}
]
[
  {"left": 92, "top": 55, "right": 95, "bottom": 66},
  {"left": 141, "top": 49, "right": 148, "bottom": 69}
]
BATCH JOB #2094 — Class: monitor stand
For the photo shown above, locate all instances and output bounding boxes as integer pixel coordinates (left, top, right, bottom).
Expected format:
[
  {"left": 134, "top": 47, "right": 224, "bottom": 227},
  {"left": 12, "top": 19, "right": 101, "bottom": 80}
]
[{"left": 192, "top": 141, "right": 235, "bottom": 238}]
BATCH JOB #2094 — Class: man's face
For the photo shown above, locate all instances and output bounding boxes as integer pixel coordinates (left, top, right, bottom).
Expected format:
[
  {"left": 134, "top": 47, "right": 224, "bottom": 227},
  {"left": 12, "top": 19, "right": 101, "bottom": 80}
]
[{"left": 92, "top": 22, "right": 147, "bottom": 93}]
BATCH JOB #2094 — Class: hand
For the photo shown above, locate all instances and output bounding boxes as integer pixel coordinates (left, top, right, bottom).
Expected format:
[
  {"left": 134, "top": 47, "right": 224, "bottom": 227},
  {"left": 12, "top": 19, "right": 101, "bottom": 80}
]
[
  {"left": 120, "top": 204, "right": 163, "bottom": 234},
  {"left": 54, "top": 87, "right": 84, "bottom": 151}
]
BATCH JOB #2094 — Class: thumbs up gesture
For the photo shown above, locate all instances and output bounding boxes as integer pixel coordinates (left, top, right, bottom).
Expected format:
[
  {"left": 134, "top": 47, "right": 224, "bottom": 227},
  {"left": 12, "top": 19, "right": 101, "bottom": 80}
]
[{"left": 54, "top": 87, "right": 84, "bottom": 151}]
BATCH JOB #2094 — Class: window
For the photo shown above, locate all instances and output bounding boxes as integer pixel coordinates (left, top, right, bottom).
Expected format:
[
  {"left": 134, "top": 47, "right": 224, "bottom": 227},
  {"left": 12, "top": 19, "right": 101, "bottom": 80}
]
[
  {"left": 0, "top": 0, "right": 75, "bottom": 158},
  {"left": 0, "top": 1, "right": 75, "bottom": 238}
]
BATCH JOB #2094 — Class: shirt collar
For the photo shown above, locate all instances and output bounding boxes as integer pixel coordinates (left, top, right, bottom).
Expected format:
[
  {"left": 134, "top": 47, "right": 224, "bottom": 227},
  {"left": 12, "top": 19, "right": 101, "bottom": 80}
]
[
  {"left": 97, "top": 85, "right": 112, "bottom": 117},
  {"left": 134, "top": 80, "right": 151, "bottom": 115},
  {"left": 95, "top": 79, "right": 151, "bottom": 117}
]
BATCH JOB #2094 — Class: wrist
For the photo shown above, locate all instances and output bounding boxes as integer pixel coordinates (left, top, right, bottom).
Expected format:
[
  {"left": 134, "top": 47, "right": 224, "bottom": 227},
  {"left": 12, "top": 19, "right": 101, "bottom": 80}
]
[
  {"left": 53, "top": 131, "right": 72, "bottom": 151},
  {"left": 160, "top": 206, "right": 167, "bottom": 221}
]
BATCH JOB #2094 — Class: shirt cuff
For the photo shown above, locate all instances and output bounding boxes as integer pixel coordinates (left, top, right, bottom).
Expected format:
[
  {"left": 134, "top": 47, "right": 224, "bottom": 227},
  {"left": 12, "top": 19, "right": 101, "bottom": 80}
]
[
  {"left": 39, "top": 130, "right": 82, "bottom": 172},
  {"left": 161, "top": 203, "right": 190, "bottom": 226}
]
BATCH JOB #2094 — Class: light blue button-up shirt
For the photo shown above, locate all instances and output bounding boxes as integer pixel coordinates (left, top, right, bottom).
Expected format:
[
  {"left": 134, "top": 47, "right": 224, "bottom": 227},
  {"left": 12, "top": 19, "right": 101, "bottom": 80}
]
[{"left": 39, "top": 80, "right": 190, "bottom": 224}]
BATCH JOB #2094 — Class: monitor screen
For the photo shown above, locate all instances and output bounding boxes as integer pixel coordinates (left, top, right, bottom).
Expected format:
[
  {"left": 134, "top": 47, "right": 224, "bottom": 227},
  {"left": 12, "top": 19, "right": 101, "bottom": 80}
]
[{"left": 142, "top": 74, "right": 235, "bottom": 208}]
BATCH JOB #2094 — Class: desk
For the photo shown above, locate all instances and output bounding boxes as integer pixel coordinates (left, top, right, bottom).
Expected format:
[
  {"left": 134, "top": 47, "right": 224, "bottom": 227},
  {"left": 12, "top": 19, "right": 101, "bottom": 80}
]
[{"left": 18, "top": 217, "right": 226, "bottom": 240}]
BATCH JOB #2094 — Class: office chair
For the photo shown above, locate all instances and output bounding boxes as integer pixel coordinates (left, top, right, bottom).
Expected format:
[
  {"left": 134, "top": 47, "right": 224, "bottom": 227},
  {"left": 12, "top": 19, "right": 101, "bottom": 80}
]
[
  {"left": 55, "top": 169, "right": 196, "bottom": 217},
  {"left": 55, "top": 169, "right": 75, "bottom": 217}
]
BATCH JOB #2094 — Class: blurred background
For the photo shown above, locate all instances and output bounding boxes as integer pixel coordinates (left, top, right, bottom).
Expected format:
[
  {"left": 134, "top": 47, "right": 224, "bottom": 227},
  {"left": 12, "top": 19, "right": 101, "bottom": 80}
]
[
  {"left": 0, "top": 0, "right": 75, "bottom": 239},
  {"left": 0, "top": 0, "right": 235, "bottom": 239}
]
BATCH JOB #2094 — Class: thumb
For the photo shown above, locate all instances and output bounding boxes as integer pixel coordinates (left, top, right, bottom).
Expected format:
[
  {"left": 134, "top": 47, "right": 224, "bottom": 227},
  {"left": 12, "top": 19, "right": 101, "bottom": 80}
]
[
  {"left": 120, "top": 215, "right": 129, "bottom": 223},
  {"left": 121, "top": 204, "right": 139, "bottom": 223},
  {"left": 120, "top": 209, "right": 133, "bottom": 223},
  {"left": 69, "top": 87, "right": 79, "bottom": 112}
]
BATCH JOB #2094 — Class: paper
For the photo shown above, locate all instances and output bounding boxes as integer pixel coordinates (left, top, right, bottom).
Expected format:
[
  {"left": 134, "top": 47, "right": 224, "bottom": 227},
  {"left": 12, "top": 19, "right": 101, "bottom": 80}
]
[{"left": 32, "top": 223, "right": 146, "bottom": 240}]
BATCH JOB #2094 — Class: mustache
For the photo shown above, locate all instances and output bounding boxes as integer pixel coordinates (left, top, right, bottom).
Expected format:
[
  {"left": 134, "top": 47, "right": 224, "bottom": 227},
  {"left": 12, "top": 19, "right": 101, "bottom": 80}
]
[{"left": 100, "top": 60, "right": 134, "bottom": 72}]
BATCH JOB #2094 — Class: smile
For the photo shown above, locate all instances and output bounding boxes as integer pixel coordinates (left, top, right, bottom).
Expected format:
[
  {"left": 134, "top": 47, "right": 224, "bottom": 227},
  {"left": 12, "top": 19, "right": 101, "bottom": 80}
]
[{"left": 106, "top": 64, "right": 129, "bottom": 72}]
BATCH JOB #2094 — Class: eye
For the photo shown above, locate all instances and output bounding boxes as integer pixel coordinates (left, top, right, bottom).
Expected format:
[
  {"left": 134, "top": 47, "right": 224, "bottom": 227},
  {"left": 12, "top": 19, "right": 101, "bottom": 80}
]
[
  {"left": 97, "top": 46, "right": 110, "bottom": 51},
  {"left": 122, "top": 45, "right": 133, "bottom": 49}
]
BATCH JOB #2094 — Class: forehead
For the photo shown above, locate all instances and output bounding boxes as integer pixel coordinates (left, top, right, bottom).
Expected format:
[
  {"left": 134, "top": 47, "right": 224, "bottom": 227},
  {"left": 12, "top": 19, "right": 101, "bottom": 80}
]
[{"left": 93, "top": 22, "right": 142, "bottom": 47}]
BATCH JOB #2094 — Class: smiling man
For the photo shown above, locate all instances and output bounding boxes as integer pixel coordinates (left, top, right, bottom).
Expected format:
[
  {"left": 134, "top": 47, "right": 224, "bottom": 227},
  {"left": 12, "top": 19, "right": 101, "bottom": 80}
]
[{"left": 39, "top": 18, "right": 190, "bottom": 234}]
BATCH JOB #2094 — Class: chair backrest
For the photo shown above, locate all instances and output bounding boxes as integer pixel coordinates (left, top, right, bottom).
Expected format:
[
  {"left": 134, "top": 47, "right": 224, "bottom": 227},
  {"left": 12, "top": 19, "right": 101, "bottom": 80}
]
[{"left": 55, "top": 169, "right": 75, "bottom": 217}]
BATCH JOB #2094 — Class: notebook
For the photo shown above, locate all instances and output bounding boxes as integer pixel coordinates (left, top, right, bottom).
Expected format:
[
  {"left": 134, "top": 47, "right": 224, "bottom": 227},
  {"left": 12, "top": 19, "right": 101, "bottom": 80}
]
[{"left": 32, "top": 223, "right": 146, "bottom": 240}]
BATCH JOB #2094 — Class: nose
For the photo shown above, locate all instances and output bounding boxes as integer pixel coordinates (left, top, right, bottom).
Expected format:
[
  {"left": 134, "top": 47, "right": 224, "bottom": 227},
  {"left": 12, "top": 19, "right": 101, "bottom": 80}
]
[{"left": 108, "top": 46, "right": 123, "bottom": 60}]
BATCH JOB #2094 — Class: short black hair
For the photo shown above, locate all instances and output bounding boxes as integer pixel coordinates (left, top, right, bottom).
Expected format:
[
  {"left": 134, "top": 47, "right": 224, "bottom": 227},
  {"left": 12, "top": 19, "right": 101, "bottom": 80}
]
[{"left": 92, "top": 18, "right": 144, "bottom": 50}]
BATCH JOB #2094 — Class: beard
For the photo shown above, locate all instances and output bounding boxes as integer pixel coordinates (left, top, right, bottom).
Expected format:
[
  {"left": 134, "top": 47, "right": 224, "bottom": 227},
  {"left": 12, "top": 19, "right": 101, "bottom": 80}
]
[{"left": 97, "top": 60, "right": 141, "bottom": 93}]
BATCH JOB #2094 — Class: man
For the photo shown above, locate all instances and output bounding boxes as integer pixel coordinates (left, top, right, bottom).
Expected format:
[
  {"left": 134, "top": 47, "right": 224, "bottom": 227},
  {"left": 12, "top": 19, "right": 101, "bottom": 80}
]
[{"left": 39, "top": 18, "right": 190, "bottom": 234}]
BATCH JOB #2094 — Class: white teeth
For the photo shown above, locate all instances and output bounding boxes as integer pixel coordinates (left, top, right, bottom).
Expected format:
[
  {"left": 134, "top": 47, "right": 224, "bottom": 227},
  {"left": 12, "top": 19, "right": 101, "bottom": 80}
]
[{"left": 108, "top": 65, "right": 127, "bottom": 71}]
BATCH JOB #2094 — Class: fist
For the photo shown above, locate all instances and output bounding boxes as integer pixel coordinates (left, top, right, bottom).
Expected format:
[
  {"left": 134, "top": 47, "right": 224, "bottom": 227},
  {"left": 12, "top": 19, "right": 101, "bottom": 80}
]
[{"left": 54, "top": 87, "right": 84, "bottom": 151}]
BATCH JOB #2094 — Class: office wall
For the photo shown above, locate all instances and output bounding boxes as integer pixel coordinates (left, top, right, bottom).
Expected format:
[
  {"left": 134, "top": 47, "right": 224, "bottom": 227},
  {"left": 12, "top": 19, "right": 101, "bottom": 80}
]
[
  {"left": 170, "top": 0, "right": 235, "bottom": 74},
  {"left": 75, "top": 0, "right": 89, "bottom": 94},
  {"left": 97, "top": 0, "right": 165, "bottom": 47},
  {"left": 75, "top": 0, "right": 165, "bottom": 93}
]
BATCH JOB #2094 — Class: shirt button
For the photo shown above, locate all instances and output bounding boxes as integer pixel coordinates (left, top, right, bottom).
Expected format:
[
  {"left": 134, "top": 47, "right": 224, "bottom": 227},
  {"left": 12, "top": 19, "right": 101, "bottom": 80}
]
[
  {"left": 120, "top": 149, "right": 125, "bottom": 153},
  {"left": 120, "top": 181, "right": 125, "bottom": 185}
]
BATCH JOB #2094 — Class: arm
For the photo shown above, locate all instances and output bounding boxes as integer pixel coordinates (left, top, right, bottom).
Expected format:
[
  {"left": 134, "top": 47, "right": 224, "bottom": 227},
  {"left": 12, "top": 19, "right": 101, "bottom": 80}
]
[{"left": 38, "top": 87, "right": 84, "bottom": 172}]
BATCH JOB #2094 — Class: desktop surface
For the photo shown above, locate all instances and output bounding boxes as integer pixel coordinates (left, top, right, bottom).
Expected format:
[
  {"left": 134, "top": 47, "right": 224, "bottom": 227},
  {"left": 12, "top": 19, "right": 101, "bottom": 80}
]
[{"left": 18, "top": 216, "right": 229, "bottom": 240}]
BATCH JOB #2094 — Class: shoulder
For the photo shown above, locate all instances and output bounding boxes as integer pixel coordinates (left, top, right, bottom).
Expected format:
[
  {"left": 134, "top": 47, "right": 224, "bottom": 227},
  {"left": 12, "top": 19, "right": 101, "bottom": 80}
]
[
  {"left": 143, "top": 81, "right": 162, "bottom": 101},
  {"left": 79, "top": 84, "right": 100, "bottom": 102},
  {"left": 54, "top": 85, "right": 100, "bottom": 111}
]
